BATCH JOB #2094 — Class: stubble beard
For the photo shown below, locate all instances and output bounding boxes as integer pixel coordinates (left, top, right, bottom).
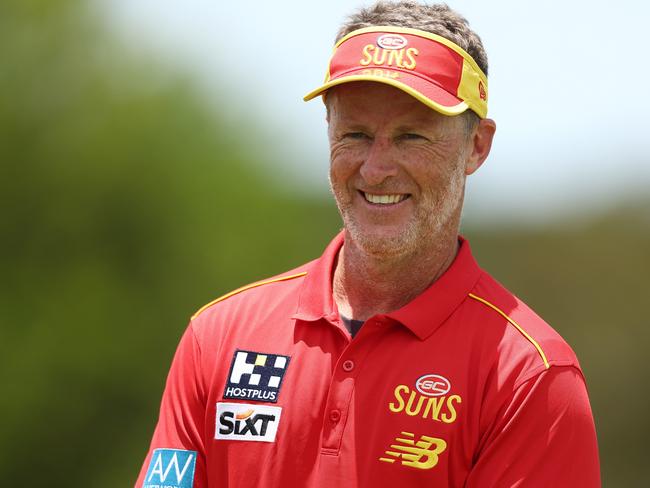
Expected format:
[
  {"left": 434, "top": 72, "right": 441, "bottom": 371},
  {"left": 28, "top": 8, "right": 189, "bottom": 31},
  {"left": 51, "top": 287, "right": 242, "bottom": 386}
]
[{"left": 330, "top": 163, "right": 467, "bottom": 259}]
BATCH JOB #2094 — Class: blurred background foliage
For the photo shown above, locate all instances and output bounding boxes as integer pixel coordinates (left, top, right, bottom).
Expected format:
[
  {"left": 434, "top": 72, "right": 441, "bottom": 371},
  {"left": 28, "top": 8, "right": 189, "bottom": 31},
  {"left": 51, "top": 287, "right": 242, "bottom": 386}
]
[{"left": 0, "top": 0, "right": 647, "bottom": 486}]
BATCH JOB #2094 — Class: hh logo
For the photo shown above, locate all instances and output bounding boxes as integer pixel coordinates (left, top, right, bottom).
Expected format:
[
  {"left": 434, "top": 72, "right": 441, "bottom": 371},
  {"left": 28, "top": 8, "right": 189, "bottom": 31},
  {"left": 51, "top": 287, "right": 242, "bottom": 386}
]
[
  {"left": 143, "top": 448, "right": 196, "bottom": 488},
  {"left": 379, "top": 432, "right": 447, "bottom": 470},
  {"left": 215, "top": 402, "right": 282, "bottom": 442},
  {"left": 223, "top": 350, "right": 290, "bottom": 403}
]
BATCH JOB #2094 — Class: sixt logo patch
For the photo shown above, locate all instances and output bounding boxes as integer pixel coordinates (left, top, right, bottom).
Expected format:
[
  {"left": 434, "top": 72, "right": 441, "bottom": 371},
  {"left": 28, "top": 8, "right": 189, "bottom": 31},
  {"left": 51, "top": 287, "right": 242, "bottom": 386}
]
[
  {"left": 215, "top": 402, "right": 282, "bottom": 442},
  {"left": 416, "top": 374, "right": 451, "bottom": 397},
  {"left": 377, "top": 33, "right": 408, "bottom": 50},
  {"left": 142, "top": 448, "right": 196, "bottom": 488},
  {"left": 223, "top": 349, "right": 290, "bottom": 403}
]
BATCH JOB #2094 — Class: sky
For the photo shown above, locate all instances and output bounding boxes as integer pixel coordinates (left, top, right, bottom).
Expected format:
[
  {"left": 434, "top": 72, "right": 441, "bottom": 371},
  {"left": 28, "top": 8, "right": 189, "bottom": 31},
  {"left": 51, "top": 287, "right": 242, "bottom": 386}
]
[{"left": 101, "top": 0, "right": 650, "bottom": 222}]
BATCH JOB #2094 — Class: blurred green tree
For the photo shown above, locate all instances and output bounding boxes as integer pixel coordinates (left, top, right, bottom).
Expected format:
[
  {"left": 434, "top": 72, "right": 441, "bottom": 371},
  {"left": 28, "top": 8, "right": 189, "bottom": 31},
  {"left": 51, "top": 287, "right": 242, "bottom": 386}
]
[{"left": 0, "top": 0, "right": 339, "bottom": 486}]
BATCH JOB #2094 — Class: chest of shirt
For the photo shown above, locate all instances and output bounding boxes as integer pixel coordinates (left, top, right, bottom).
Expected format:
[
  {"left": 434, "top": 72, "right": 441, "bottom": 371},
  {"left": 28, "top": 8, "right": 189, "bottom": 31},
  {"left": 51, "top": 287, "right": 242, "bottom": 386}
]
[{"left": 199, "top": 314, "right": 487, "bottom": 487}]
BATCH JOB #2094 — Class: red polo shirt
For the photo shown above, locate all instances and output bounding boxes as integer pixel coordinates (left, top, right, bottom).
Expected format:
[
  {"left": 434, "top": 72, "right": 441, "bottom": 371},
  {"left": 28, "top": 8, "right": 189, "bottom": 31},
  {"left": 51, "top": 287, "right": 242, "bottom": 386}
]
[{"left": 135, "top": 233, "right": 600, "bottom": 487}]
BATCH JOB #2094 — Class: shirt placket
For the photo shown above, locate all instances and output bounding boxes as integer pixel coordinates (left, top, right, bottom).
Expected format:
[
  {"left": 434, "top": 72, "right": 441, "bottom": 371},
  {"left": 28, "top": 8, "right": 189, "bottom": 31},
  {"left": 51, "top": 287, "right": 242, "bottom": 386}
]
[{"left": 320, "top": 317, "right": 387, "bottom": 455}]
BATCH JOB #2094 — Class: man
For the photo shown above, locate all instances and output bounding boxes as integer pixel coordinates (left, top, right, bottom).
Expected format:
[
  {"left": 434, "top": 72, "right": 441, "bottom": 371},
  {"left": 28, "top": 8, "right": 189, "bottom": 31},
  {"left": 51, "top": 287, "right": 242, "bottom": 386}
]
[{"left": 135, "top": 2, "right": 600, "bottom": 487}]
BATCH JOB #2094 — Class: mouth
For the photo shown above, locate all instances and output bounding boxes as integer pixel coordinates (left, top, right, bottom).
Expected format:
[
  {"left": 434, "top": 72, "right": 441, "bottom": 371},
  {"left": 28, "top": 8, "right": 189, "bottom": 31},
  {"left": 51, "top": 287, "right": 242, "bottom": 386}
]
[{"left": 361, "top": 191, "right": 410, "bottom": 205}]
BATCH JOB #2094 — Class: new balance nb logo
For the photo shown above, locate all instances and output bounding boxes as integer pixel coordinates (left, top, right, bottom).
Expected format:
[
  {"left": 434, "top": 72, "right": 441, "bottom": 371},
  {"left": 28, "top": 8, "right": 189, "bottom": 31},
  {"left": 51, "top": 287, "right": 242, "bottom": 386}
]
[
  {"left": 143, "top": 448, "right": 196, "bottom": 488},
  {"left": 223, "top": 349, "right": 290, "bottom": 403},
  {"left": 379, "top": 431, "right": 447, "bottom": 470}
]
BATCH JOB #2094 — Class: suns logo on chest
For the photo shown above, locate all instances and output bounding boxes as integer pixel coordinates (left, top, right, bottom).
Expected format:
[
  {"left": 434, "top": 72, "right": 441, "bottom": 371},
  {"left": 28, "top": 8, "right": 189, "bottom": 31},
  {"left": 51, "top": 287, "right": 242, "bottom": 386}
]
[{"left": 388, "top": 374, "right": 462, "bottom": 424}]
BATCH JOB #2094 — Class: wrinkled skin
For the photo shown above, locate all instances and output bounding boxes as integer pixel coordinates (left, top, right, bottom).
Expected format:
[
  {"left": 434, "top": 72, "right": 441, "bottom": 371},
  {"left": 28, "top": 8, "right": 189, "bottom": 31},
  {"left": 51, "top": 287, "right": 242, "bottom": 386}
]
[{"left": 326, "top": 82, "right": 496, "bottom": 319}]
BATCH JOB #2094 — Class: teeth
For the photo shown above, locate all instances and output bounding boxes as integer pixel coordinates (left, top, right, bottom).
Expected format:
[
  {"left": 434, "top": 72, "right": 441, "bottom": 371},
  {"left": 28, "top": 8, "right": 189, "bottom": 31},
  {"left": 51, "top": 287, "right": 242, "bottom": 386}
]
[{"left": 364, "top": 193, "right": 407, "bottom": 205}]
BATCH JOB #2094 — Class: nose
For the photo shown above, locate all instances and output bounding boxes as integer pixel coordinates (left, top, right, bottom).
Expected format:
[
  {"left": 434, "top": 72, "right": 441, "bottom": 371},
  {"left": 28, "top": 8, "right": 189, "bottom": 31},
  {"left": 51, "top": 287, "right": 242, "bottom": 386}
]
[{"left": 359, "top": 137, "right": 399, "bottom": 186}]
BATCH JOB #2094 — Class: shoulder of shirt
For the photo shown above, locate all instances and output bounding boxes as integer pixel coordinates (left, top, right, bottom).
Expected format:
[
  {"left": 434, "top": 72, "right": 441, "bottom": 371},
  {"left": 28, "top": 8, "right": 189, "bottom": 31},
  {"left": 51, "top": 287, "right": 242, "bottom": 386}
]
[
  {"left": 190, "top": 262, "right": 312, "bottom": 321},
  {"left": 467, "top": 270, "right": 580, "bottom": 375}
]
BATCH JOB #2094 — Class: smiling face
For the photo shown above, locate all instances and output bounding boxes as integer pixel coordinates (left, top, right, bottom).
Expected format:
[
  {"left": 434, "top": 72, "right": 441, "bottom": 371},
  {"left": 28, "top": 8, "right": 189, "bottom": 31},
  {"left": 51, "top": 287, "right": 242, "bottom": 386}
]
[{"left": 327, "top": 82, "right": 484, "bottom": 258}]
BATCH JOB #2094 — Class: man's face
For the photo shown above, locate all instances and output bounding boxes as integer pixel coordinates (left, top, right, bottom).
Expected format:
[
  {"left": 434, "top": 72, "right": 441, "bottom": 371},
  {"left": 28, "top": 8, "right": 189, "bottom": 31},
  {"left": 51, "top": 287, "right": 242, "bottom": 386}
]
[{"left": 327, "top": 82, "right": 476, "bottom": 257}]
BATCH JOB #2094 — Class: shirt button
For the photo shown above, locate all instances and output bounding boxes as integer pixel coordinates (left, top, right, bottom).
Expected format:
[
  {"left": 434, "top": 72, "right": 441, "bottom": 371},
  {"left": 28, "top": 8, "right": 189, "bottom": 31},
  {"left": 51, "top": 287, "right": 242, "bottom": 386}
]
[
  {"left": 342, "top": 360, "right": 355, "bottom": 372},
  {"left": 330, "top": 409, "right": 341, "bottom": 422}
]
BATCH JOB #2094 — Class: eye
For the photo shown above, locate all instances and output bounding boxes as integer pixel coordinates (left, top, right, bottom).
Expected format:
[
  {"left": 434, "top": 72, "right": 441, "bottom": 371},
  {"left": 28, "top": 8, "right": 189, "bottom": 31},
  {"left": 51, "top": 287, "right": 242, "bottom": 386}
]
[
  {"left": 343, "top": 132, "right": 370, "bottom": 140},
  {"left": 399, "top": 133, "right": 426, "bottom": 141}
]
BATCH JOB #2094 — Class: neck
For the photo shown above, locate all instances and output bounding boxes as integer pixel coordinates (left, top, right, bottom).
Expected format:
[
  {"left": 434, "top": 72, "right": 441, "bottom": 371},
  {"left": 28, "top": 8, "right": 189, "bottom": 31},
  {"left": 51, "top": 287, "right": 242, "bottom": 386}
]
[{"left": 333, "top": 231, "right": 459, "bottom": 321}]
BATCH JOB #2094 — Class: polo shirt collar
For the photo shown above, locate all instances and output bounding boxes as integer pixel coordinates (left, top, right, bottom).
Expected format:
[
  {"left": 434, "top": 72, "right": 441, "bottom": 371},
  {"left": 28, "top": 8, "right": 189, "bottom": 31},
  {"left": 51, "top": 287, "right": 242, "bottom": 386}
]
[
  {"left": 292, "top": 232, "right": 344, "bottom": 324},
  {"left": 292, "top": 232, "right": 482, "bottom": 340},
  {"left": 387, "top": 236, "right": 482, "bottom": 340}
]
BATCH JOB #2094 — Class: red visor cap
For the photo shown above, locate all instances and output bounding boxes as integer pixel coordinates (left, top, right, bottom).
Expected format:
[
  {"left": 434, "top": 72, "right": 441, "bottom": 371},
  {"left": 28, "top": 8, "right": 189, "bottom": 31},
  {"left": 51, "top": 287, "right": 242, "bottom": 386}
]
[{"left": 304, "top": 27, "right": 488, "bottom": 118}]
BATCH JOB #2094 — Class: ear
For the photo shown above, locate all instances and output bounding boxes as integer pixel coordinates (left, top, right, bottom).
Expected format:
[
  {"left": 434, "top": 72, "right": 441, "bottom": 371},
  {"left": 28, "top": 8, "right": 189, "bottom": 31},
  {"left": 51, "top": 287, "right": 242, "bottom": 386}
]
[{"left": 465, "top": 118, "right": 496, "bottom": 175}]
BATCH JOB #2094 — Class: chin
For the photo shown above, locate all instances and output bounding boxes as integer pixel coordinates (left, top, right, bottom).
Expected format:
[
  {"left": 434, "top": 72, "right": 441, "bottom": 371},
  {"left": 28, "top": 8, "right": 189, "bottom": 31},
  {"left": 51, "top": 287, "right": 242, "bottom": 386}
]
[{"left": 345, "top": 222, "right": 420, "bottom": 258}]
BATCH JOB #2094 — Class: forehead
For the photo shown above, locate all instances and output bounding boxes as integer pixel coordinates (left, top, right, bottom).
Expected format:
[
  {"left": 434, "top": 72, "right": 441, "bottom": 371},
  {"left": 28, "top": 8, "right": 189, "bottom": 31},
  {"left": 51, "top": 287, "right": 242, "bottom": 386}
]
[{"left": 327, "top": 81, "right": 452, "bottom": 128}]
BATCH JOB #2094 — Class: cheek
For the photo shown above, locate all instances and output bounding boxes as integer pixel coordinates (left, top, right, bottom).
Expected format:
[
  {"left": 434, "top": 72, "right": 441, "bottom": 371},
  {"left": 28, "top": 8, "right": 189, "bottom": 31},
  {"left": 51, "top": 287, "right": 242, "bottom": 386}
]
[
  {"left": 418, "top": 139, "right": 462, "bottom": 165},
  {"left": 329, "top": 160, "right": 353, "bottom": 197},
  {"left": 415, "top": 143, "right": 465, "bottom": 180},
  {"left": 329, "top": 146, "right": 363, "bottom": 184},
  {"left": 330, "top": 141, "right": 367, "bottom": 164}
]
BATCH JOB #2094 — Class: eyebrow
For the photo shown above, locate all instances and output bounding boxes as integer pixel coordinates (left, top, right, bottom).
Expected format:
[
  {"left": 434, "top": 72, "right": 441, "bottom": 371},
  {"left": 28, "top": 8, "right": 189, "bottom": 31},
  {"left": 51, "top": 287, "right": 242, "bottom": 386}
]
[
  {"left": 336, "top": 123, "right": 369, "bottom": 132},
  {"left": 394, "top": 118, "right": 439, "bottom": 131},
  {"left": 394, "top": 125, "right": 420, "bottom": 133}
]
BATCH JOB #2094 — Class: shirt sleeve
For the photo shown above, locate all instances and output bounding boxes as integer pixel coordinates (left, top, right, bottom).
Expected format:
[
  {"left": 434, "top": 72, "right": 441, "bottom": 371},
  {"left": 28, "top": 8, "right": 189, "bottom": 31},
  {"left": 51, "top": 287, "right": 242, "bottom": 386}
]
[
  {"left": 465, "top": 366, "right": 601, "bottom": 488},
  {"left": 134, "top": 323, "right": 208, "bottom": 488}
]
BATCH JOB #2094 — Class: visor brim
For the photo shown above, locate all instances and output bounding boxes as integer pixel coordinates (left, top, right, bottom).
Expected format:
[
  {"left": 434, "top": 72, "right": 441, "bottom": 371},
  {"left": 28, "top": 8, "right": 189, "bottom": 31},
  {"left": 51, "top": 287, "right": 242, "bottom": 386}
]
[{"left": 304, "top": 70, "right": 469, "bottom": 116}]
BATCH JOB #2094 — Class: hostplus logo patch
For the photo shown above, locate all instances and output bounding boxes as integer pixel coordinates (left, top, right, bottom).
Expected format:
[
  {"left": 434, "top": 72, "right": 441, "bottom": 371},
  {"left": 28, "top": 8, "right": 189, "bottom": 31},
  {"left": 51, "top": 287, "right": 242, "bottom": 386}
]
[
  {"left": 223, "top": 350, "right": 290, "bottom": 403},
  {"left": 142, "top": 448, "right": 196, "bottom": 488}
]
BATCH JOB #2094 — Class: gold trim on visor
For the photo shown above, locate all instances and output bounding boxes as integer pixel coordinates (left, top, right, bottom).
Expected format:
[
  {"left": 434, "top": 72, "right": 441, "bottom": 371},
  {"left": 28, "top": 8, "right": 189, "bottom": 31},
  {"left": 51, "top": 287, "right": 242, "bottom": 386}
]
[
  {"left": 304, "top": 75, "right": 470, "bottom": 116},
  {"left": 304, "top": 26, "right": 488, "bottom": 118}
]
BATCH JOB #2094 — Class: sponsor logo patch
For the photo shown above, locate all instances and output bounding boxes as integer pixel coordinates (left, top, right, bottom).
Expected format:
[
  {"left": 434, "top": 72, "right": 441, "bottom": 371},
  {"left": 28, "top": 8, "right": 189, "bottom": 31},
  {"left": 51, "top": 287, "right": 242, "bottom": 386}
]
[
  {"left": 379, "top": 431, "right": 447, "bottom": 470},
  {"left": 143, "top": 448, "right": 196, "bottom": 488},
  {"left": 223, "top": 349, "right": 290, "bottom": 403},
  {"left": 215, "top": 402, "right": 282, "bottom": 442}
]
